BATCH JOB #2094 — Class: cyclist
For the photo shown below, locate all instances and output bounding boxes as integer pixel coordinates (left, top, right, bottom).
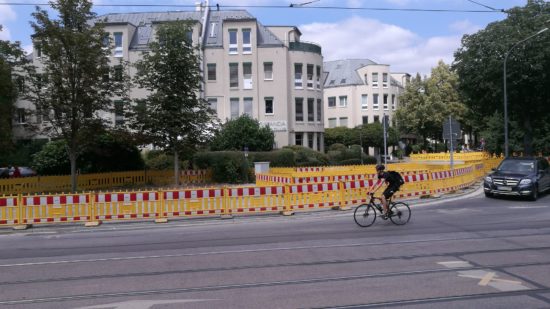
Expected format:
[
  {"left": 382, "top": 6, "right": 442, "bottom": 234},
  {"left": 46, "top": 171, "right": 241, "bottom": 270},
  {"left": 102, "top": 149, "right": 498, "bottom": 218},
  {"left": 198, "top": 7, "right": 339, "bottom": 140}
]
[{"left": 368, "top": 164, "right": 403, "bottom": 219}]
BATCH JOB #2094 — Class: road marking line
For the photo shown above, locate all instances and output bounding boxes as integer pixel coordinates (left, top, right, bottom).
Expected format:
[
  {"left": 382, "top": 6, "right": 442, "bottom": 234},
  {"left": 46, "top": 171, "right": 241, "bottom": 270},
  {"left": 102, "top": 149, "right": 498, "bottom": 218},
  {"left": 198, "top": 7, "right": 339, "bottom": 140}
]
[
  {"left": 458, "top": 273, "right": 522, "bottom": 285},
  {"left": 478, "top": 272, "right": 495, "bottom": 286}
]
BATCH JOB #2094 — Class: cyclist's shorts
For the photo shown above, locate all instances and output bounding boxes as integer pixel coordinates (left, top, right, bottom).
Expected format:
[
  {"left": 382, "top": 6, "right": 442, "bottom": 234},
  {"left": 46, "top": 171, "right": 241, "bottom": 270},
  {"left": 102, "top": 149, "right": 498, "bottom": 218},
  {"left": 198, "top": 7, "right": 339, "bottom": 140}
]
[{"left": 383, "top": 184, "right": 400, "bottom": 199}]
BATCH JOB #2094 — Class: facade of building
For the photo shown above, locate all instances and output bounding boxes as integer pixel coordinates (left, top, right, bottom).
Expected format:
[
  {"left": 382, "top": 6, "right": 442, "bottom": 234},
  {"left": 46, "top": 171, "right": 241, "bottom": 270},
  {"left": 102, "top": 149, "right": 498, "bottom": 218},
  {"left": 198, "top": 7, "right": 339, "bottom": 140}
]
[
  {"left": 14, "top": 3, "right": 325, "bottom": 151},
  {"left": 323, "top": 59, "right": 410, "bottom": 129}
]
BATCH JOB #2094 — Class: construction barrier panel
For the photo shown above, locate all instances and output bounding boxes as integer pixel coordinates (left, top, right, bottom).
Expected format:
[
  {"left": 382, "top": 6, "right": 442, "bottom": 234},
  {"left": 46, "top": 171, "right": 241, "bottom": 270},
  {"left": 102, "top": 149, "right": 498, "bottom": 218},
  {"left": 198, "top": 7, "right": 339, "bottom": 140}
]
[
  {"left": 163, "top": 188, "right": 224, "bottom": 218},
  {"left": 0, "top": 196, "right": 19, "bottom": 226},
  {"left": 21, "top": 194, "right": 90, "bottom": 225},
  {"left": 94, "top": 191, "right": 160, "bottom": 222},
  {"left": 228, "top": 186, "right": 286, "bottom": 215}
]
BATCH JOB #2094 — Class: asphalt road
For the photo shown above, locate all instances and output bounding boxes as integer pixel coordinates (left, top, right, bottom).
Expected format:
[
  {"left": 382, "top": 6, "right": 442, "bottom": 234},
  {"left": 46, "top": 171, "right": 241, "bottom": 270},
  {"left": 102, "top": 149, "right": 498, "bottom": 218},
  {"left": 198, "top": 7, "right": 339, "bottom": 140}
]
[{"left": 1, "top": 186, "right": 549, "bottom": 309}]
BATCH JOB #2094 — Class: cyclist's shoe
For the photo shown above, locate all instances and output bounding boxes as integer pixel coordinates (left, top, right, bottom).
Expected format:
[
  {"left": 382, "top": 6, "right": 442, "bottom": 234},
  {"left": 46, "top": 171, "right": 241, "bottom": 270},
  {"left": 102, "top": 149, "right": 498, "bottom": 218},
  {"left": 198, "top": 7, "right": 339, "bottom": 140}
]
[{"left": 381, "top": 213, "right": 389, "bottom": 220}]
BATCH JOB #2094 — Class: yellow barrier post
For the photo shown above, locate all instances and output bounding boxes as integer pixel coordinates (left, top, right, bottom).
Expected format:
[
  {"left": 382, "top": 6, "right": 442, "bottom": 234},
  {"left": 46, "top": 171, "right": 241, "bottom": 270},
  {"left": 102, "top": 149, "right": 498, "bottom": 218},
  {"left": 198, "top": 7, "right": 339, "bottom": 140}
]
[
  {"left": 13, "top": 193, "right": 30, "bottom": 230},
  {"left": 282, "top": 185, "right": 294, "bottom": 216},
  {"left": 220, "top": 186, "right": 233, "bottom": 219},
  {"left": 155, "top": 190, "right": 168, "bottom": 223},
  {"left": 85, "top": 192, "right": 101, "bottom": 227},
  {"left": 338, "top": 182, "right": 350, "bottom": 211}
]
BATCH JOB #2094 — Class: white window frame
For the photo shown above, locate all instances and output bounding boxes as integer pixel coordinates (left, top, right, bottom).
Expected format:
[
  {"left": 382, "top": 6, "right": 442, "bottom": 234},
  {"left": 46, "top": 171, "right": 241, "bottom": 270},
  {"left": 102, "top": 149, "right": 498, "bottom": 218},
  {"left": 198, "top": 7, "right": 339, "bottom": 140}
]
[
  {"left": 307, "top": 64, "right": 314, "bottom": 89},
  {"left": 265, "top": 97, "right": 274, "bottom": 115},
  {"left": 328, "top": 118, "right": 337, "bottom": 128},
  {"left": 383, "top": 73, "right": 388, "bottom": 88},
  {"left": 339, "top": 117, "right": 348, "bottom": 127},
  {"left": 316, "top": 99, "right": 322, "bottom": 122},
  {"left": 372, "top": 72, "right": 378, "bottom": 88},
  {"left": 328, "top": 96, "right": 336, "bottom": 108},
  {"left": 16, "top": 108, "right": 26, "bottom": 124},
  {"left": 383, "top": 94, "right": 389, "bottom": 110},
  {"left": 294, "top": 63, "right": 303, "bottom": 89},
  {"left": 230, "top": 97, "right": 239, "bottom": 119},
  {"left": 243, "top": 63, "right": 252, "bottom": 90},
  {"left": 207, "top": 97, "right": 218, "bottom": 113},
  {"left": 264, "top": 62, "right": 273, "bottom": 80},
  {"left": 114, "top": 32, "right": 123, "bottom": 57},
  {"left": 295, "top": 97, "right": 304, "bottom": 122},
  {"left": 373, "top": 94, "right": 379, "bottom": 110},
  {"left": 229, "top": 29, "right": 238, "bottom": 54},
  {"left": 209, "top": 23, "right": 217, "bottom": 38},
  {"left": 307, "top": 98, "right": 315, "bottom": 122},
  {"left": 207, "top": 63, "right": 216, "bottom": 81},
  {"left": 316, "top": 66, "right": 321, "bottom": 90},
  {"left": 361, "top": 94, "right": 368, "bottom": 110},
  {"left": 392, "top": 94, "right": 396, "bottom": 110},
  {"left": 229, "top": 63, "right": 238, "bottom": 88},
  {"left": 244, "top": 97, "right": 253, "bottom": 116},
  {"left": 339, "top": 95, "right": 347, "bottom": 107},
  {"left": 242, "top": 29, "right": 252, "bottom": 54}
]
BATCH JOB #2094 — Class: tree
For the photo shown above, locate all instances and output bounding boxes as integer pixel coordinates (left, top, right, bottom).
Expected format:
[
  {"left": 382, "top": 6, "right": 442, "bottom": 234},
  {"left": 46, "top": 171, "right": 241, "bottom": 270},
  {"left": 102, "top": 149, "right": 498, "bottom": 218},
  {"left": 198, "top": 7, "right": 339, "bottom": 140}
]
[
  {"left": 453, "top": 0, "right": 550, "bottom": 155},
  {"left": 131, "top": 20, "right": 215, "bottom": 185},
  {"left": 210, "top": 115, "right": 274, "bottom": 152},
  {"left": 25, "top": 0, "right": 129, "bottom": 191},
  {"left": 0, "top": 25, "right": 27, "bottom": 156},
  {"left": 395, "top": 61, "right": 467, "bottom": 148}
]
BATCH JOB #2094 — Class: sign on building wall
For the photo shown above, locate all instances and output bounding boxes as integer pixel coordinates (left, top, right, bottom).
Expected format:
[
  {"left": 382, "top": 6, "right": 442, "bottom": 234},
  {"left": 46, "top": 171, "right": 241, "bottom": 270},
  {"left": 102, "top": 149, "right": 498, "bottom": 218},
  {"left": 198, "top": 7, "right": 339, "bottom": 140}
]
[{"left": 260, "top": 121, "right": 288, "bottom": 132}]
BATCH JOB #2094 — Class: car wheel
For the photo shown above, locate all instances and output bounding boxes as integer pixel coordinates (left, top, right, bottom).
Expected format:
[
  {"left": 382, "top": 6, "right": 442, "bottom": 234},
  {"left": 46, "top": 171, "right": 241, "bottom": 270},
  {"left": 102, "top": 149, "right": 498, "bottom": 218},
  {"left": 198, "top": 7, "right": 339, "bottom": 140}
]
[
  {"left": 529, "top": 185, "right": 538, "bottom": 201},
  {"left": 485, "top": 192, "right": 493, "bottom": 198}
]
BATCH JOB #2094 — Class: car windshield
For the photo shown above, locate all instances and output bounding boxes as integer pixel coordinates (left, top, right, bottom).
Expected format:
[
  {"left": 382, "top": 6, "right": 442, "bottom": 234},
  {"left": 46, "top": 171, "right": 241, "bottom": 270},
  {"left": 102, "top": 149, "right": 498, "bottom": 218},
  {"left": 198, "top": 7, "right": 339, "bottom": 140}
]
[{"left": 497, "top": 160, "right": 535, "bottom": 174}]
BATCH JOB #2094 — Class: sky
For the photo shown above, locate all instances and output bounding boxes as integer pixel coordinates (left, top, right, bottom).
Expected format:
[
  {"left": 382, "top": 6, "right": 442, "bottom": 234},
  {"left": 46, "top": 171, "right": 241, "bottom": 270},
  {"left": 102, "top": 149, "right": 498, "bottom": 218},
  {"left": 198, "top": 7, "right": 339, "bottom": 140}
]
[{"left": 0, "top": 0, "right": 528, "bottom": 75}]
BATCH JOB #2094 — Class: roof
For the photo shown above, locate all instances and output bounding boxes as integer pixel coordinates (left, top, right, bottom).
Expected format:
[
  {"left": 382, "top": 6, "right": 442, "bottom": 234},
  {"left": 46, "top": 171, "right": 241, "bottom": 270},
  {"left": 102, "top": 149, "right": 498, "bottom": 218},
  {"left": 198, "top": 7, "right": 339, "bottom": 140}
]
[
  {"left": 97, "top": 10, "right": 283, "bottom": 50},
  {"left": 323, "top": 59, "right": 377, "bottom": 88}
]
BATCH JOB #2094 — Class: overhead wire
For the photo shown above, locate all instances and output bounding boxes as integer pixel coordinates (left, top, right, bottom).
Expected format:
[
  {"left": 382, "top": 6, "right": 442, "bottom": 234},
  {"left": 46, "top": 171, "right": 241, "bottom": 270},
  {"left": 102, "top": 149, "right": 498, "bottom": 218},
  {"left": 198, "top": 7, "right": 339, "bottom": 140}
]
[{"left": 0, "top": 2, "right": 504, "bottom": 13}]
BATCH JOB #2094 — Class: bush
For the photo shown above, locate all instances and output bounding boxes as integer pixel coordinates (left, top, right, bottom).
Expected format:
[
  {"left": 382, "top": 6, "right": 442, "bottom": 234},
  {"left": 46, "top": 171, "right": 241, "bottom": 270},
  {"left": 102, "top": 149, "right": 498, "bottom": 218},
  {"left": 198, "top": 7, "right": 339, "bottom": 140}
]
[
  {"left": 32, "top": 133, "right": 144, "bottom": 175},
  {"left": 0, "top": 139, "right": 48, "bottom": 167},
  {"left": 193, "top": 151, "right": 251, "bottom": 183}
]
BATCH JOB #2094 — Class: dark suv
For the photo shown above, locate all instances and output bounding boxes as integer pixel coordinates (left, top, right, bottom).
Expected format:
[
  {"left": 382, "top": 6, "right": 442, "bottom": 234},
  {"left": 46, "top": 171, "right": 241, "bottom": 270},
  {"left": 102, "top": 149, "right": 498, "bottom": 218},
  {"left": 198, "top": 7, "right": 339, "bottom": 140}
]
[{"left": 484, "top": 157, "right": 550, "bottom": 200}]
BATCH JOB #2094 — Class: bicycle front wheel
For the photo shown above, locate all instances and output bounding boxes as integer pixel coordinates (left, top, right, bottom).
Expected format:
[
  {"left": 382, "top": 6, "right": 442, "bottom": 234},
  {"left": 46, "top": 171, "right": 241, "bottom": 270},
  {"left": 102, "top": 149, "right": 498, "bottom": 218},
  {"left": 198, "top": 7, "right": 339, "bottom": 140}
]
[
  {"left": 389, "top": 202, "right": 411, "bottom": 225},
  {"left": 354, "top": 204, "right": 377, "bottom": 227}
]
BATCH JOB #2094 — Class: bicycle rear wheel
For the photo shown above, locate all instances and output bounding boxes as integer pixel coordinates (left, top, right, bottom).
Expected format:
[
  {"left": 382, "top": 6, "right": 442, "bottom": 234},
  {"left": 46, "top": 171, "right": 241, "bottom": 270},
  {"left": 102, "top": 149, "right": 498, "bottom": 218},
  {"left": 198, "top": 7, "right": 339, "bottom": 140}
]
[
  {"left": 389, "top": 202, "right": 411, "bottom": 225},
  {"left": 354, "top": 204, "right": 376, "bottom": 227}
]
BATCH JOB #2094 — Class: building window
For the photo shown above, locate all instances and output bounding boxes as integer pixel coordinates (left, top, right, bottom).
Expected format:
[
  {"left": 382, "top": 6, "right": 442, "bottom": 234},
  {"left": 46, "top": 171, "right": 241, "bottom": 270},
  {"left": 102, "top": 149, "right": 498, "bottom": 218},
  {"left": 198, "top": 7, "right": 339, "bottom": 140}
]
[
  {"left": 383, "top": 73, "right": 388, "bottom": 88},
  {"left": 339, "top": 117, "right": 348, "bottom": 127},
  {"left": 328, "top": 118, "right": 337, "bottom": 128},
  {"left": 362, "top": 116, "right": 368, "bottom": 124},
  {"left": 207, "top": 97, "right": 217, "bottom": 113},
  {"left": 228, "top": 29, "right": 238, "bottom": 54},
  {"left": 242, "top": 29, "right": 251, "bottom": 54},
  {"left": 294, "top": 63, "right": 303, "bottom": 88},
  {"left": 308, "top": 133, "right": 314, "bottom": 149},
  {"left": 114, "top": 100, "right": 124, "bottom": 126},
  {"left": 361, "top": 94, "right": 368, "bottom": 110},
  {"left": 373, "top": 94, "right": 379, "bottom": 110},
  {"left": 316, "top": 99, "right": 322, "bottom": 122},
  {"left": 229, "top": 63, "right": 238, "bottom": 88},
  {"left": 264, "top": 62, "right": 273, "bottom": 80},
  {"left": 339, "top": 95, "right": 347, "bottom": 107},
  {"left": 16, "top": 77, "right": 25, "bottom": 93},
  {"left": 114, "top": 65, "right": 123, "bottom": 81},
  {"left": 16, "top": 108, "right": 26, "bottom": 124},
  {"left": 230, "top": 98, "right": 239, "bottom": 119},
  {"left": 207, "top": 63, "right": 216, "bottom": 81},
  {"left": 35, "top": 45, "right": 41, "bottom": 58},
  {"left": 307, "top": 98, "right": 314, "bottom": 122},
  {"left": 102, "top": 33, "right": 110, "bottom": 49},
  {"left": 328, "top": 96, "right": 336, "bottom": 108},
  {"left": 364, "top": 74, "right": 368, "bottom": 84},
  {"left": 374, "top": 115, "right": 380, "bottom": 123},
  {"left": 316, "top": 65, "right": 321, "bottom": 89},
  {"left": 295, "top": 133, "right": 303, "bottom": 146},
  {"left": 244, "top": 97, "right": 253, "bottom": 116},
  {"left": 383, "top": 94, "right": 389, "bottom": 110},
  {"left": 392, "top": 94, "right": 396, "bottom": 110},
  {"left": 265, "top": 97, "right": 274, "bottom": 114},
  {"left": 295, "top": 98, "right": 303, "bottom": 122},
  {"left": 372, "top": 72, "right": 378, "bottom": 88},
  {"left": 243, "top": 63, "right": 252, "bottom": 89},
  {"left": 114, "top": 32, "right": 123, "bottom": 57},
  {"left": 307, "top": 64, "right": 314, "bottom": 89},
  {"left": 185, "top": 31, "right": 193, "bottom": 45}
]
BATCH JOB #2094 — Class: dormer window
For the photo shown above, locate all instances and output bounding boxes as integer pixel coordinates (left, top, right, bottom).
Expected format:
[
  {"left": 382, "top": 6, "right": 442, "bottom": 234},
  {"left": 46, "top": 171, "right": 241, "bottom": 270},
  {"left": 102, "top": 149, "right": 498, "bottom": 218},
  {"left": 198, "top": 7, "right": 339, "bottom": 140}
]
[
  {"left": 242, "top": 29, "right": 251, "bottom": 54},
  {"left": 114, "top": 32, "right": 123, "bottom": 57},
  {"left": 228, "top": 29, "right": 237, "bottom": 54}
]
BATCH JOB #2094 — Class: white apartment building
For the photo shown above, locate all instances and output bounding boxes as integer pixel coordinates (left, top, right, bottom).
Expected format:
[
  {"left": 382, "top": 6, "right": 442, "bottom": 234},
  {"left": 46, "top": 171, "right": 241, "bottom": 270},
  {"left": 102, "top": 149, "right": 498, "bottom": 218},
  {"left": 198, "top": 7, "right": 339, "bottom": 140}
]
[
  {"left": 323, "top": 59, "right": 410, "bottom": 129},
  {"left": 14, "top": 3, "right": 325, "bottom": 151}
]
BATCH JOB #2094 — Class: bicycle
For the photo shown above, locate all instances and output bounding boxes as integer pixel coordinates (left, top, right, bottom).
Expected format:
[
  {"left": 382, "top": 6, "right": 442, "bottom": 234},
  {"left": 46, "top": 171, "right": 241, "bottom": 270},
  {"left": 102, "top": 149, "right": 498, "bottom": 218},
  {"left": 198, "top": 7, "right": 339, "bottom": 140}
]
[{"left": 353, "top": 193, "right": 411, "bottom": 227}]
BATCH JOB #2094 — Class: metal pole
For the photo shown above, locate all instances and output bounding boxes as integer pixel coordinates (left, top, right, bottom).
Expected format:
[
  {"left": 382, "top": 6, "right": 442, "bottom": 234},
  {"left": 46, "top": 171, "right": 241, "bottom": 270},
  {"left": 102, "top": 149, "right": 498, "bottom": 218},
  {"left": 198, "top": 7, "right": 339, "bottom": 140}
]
[
  {"left": 503, "top": 27, "right": 548, "bottom": 158},
  {"left": 359, "top": 129, "right": 363, "bottom": 164},
  {"left": 449, "top": 115, "right": 454, "bottom": 175},
  {"left": 383, "top": 113, "right": 387, "bottom": 165}
]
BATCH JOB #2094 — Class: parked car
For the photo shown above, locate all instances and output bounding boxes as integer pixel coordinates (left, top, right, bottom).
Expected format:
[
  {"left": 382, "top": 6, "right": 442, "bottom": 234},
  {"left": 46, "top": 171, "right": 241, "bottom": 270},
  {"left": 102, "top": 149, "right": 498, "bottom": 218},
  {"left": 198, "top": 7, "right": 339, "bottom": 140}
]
[
  {"left": 6, "top": 166, "right": 38, "bottom": 178},
  {"left": 484, "top": 157, "right": 550, "bottom": 201},
  {"left": 0, "top": 167, "right": 9, "bottom": 179}
]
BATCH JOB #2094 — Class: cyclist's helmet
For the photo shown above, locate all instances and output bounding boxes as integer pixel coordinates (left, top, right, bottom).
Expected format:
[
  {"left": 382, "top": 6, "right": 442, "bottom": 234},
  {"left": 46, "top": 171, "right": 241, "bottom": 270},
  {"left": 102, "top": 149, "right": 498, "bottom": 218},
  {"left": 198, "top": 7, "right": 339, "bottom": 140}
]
[{"left": 375, "top": 164, "right": 385, "bottom": 172}]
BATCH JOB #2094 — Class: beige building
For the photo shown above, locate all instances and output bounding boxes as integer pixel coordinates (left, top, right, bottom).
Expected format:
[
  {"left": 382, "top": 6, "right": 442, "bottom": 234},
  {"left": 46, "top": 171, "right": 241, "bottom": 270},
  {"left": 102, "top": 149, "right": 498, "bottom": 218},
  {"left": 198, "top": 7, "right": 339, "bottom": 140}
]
[
  {"left": 323, "top": 59, "right": 410, "bottom": 129},
  {"left": 14, "top": 3, "right": 325, "bottom": 151}
]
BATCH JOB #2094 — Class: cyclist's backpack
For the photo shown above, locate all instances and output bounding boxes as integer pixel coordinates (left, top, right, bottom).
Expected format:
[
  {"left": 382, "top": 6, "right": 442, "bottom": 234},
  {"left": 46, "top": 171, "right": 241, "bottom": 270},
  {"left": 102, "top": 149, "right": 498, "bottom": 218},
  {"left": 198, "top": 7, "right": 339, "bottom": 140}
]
[{"left": 388, "top": 171, "right": 405, "bottom": 187}]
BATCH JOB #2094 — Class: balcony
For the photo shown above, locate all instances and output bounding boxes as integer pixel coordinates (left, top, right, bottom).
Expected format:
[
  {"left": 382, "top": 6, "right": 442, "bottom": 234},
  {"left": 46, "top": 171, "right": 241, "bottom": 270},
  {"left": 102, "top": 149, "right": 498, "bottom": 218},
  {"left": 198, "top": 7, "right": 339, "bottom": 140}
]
[{"left": 289, "top": 41, "right": 322, "bottom": 55}]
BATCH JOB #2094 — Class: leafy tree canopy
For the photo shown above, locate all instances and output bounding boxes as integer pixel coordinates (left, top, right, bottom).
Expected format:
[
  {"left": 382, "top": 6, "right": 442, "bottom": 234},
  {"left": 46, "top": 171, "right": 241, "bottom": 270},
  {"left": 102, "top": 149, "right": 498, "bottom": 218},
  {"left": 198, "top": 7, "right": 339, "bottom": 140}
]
[
  {"left": 210, "top": 115, "right": 274, "bottom": 152},
  {"left": 453, "top": 0, "right": 550, "bottom": 154}
]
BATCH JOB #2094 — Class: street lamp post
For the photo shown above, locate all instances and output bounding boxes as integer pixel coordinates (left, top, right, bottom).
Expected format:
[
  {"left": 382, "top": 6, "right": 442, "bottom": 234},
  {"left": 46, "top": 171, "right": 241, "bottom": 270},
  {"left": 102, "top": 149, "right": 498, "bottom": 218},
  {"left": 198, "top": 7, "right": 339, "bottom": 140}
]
[{"left": 503, "top": 27, "right": 548, "bottom": 157}]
